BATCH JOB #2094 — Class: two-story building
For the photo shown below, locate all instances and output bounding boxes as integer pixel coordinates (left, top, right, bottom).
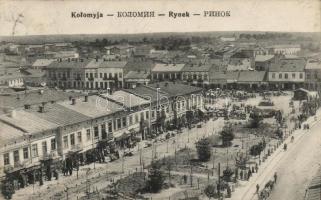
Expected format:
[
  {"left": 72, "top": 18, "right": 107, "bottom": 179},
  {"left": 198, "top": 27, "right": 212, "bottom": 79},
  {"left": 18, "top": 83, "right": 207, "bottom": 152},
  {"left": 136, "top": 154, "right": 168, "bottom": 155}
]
[
  {"left": 304, "top": 59, "right": 321, "bottom": 91},
  {"left": 151, "top": 63, "right": 185, "bottom": 82},
  {"left": 268, "top": 58, "right": 306, "bottom": 90}
]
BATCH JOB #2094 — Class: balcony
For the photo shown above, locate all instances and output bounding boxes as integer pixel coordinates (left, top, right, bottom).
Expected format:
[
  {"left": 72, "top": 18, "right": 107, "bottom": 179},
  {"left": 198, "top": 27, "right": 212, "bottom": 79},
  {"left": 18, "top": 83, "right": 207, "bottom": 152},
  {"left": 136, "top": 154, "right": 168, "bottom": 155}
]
[
  {"left": 87, "top": 77, "right": 94, "bottom": 81},
  {"left": 70, "top": 144, "right": 83, "bottom": 153}
]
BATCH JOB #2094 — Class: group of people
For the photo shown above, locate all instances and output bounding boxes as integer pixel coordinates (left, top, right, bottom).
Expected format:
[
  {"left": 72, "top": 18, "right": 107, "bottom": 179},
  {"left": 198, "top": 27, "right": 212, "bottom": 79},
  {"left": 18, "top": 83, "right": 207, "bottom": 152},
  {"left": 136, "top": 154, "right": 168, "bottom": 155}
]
[{"left": 257, "top": 172, "right": 278, "bottom": 200}]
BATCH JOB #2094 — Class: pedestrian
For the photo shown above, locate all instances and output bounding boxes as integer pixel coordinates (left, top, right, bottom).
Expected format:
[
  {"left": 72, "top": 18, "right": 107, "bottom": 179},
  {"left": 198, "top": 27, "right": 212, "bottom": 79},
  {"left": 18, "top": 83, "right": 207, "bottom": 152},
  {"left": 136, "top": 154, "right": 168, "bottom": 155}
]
[
  {"left": 255, "top": 163, "right": 258, "bottom": 173},
  {"left": 252, "top": 166, "right": 255, "bottom": 173},
  {"left": 274, "top": 172, "right": 277, "bottom": 183},
  {"left": 240, "top": 170, "right": 243, "bottom": 180},
  {"left": 256, "top": 184, "right": 260, "bottom": 194}
]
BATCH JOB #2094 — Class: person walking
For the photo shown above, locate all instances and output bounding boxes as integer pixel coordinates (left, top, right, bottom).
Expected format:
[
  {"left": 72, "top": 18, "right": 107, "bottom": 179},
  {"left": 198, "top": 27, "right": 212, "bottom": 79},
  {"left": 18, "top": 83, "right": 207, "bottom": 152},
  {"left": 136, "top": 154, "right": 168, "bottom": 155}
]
[
  {"left": 256, "top": 184, "right": 260, "bottom": 194},
  {"left": 274, "top": 172, "right": 277, "bottom": 183}
]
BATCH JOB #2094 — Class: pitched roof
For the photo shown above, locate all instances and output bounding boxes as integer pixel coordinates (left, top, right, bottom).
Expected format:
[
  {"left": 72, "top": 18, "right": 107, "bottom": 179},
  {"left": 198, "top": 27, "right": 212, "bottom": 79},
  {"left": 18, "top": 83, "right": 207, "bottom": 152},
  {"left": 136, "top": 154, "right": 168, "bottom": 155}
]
[
  {"left": 58, "top": 95, "right": 122, "bottom": 118},
  {"left": 124, "top": 71, "right": 150, "bottom": 79},
  {"left": 269, "top": 59, "right": 306, "bottom": 72},
  {"left": 255, "top": 55, "right": 274, "bottom": 62},
  {"left": 0, "top": 89, "right": 83, "bottom": 110},
  {"left": 306, "top": 60, "right": 321, "bottom": 70},
  {"left": 238, "top": 71, "right": 266, "bottom": 82},
  {"left": 152, "top": 63, "right": 185, "bottom": 72},
  {"left": 47, "top": 59, "right": 91, "bottom": 69},
  {"left": 0, "top": 120, "right": 26, "bottom": 147},
  {"left": 101, "top": 90, "right": 150, "bottom": 108},
  {"left": 124, "top": 59, "right": 154, "bottom": 71},
  {"left": 32, "top": 59, "right": 54, "bottom": 67},
  {"left": 124, "top": 86, "right": 169, "bottom": 103}
]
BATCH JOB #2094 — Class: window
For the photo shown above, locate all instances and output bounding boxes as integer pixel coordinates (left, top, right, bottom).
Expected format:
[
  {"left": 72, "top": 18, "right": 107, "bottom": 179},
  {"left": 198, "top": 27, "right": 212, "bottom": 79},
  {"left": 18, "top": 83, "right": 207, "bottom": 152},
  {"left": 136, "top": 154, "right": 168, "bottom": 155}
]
[
  {"left": 117, "top": 118, "right": 122, "bottom": 129},
  {"left": 279, "top": 73, "right": 282, "bottom": 79},
  {"left": 77, "top": 132, "right": 82, "bottom": 143},
  {"left": 100, "top": 73, "right": 102, "bottom": 78},
  {"left": 94, "top": 73, "right": 98, "bottom": 78},
  {"left": 284, "top": 73, "right": 288, "bottom": 79},
  {"left": 42, "top": 141, "right": 47, "bottom": 155},
  {"left": 86, "top": 129, "right": 91, "bottom": 141},
  {"left": 140, "top": 112, "right": 144, "bottom": 121},
  {"left": 32, "top": 144, "right": 38, "bottom": 157},
  {"left": 146, "top": 111, "right": 149, "bottom": 119},
  {"left": 315, "top": 73, "right": 318, "bottom": 79},
  {"left": 70, "top": 134, "right": 75, "bottom": 146},
  {"left": 122, "top": 117, "right": 127, "bottom": 127},
  {"left": 4, "top": 153, "right": 9, "bottom": 165},
  {"left": 119, "top": 72, "right": 122, "bottom": 78},
  {"left": 14, "top": 150, "right": 19, "bottom": 163},
  {"left": 101, "top": 124, "right": 107, "bottom": 139},
  {"left": 108, "top": 122, "right": 113, "bottom": 133},
  {"left": 51, "top": 138, "right": 56, "bottom": 150},
  {"left": 152, "top": 110, "right": 155, "bottom": 119},
  {"left": 300, "top": 73, "right": 303, "bottom": 79},
  {"left": 86, "top": 73, "right": 89, "bottom": 78},
  {"left": 292, "top": 73, "right": 296, "bottom": 79},
  {"left": 135, "top": 114, "right": 139, "bottom": 123},
  {"left": 109, "top": 73, "right": 112, "bottom": 79},
  {"left": 63, "top": 136, "right": 68, "bottom": 149},
  {"left": 129, "top": 115, "right": 133, "bottom": 125},
  {"left": 23, "top": 147, "right": 29, "bottom": 159},
  {"left": 94, "top": 126, "right": 99, "bottom": 138}
]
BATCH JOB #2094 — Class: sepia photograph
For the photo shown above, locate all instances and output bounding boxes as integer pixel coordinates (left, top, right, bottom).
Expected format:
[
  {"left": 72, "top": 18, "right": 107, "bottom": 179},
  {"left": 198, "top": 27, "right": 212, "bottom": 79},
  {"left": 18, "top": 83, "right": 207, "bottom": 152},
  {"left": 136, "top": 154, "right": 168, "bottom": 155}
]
[{"left": 0, "top": 0, "right": 320, "bottom": 199}]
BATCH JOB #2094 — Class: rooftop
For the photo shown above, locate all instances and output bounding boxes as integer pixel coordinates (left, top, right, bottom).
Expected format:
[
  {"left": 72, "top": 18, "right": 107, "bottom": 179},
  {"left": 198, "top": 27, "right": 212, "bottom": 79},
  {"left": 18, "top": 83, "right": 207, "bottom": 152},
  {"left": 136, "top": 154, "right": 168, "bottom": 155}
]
[
  {"left": 148, "top": 82, "right": 203, "bottom": 97},
  {"left": 101, "top": 90, "right": 150, "bottom": 108},
  {"left": 238, "top": 71, "right": 266, "bottom": 82},
  {"left": 124, "top": 71, "right": 150, "bottom": 79},
  {"left": 269, "top": 59, "right": 306, "bottom": 72},
  {"left": 58, "top": 95, "right": 122, "bottom": 118},
  {"left": 152, "top": 63, "right": 185, "bottom": 72},
  {"left": 32, "top": 59, "right": 54, "bottom": 67},
  {"left": 47, "top": 59, "right": 92, "bottom": 69},
  {"left": 0, "top": 120, "right": 27, "bottom": 147},
  {"left": 255, "top": 55, "right": 275, "bottom": 62}
]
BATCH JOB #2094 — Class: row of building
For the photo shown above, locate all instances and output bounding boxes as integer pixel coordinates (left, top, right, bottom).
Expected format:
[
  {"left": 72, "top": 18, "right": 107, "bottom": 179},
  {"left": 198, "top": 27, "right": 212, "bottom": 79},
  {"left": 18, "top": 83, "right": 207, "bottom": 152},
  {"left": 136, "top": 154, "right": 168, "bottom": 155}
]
[{"left": 0, "top": 82, "right": 204, "bottom": 189}]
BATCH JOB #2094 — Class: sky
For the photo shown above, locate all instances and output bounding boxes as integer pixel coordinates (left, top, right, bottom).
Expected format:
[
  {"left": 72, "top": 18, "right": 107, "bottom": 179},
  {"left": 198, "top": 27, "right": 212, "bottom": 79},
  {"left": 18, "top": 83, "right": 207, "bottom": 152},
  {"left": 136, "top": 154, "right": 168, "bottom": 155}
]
[{"left": 0, "top": 0, "right": 320, "bottom": 36}]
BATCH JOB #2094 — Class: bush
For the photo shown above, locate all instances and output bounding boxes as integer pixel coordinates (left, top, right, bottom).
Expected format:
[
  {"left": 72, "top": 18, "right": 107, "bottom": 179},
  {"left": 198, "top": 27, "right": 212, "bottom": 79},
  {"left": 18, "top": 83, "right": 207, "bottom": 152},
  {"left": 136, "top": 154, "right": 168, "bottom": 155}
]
[
  {"left": 219, "top": 125, "right": 235, "bottom": 147},
  {"left": 196, "top": 138, "right": 211, "bottom": 162},
  {"left": 148, "top": 161, "right": 165, "bottom": 193},
  {"left": 204, "top": 184, "right": 216, "bottom": 199}
]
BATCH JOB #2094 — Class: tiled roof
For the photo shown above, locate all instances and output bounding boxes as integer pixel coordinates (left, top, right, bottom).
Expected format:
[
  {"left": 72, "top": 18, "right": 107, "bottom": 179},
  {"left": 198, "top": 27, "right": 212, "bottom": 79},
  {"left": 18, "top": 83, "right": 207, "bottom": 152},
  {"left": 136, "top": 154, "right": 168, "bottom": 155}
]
[
  {"left": 152, "top": 63, "right": 185, "bottom": 72},
  {"left": 238, "top": 71, "right": 266, "bottom": 82},
  {"left": 269, "top": 59, "right": 306, "bottom": 72},
  {"left": 124, "top": 71, "right": 150, "bottom": 79}
]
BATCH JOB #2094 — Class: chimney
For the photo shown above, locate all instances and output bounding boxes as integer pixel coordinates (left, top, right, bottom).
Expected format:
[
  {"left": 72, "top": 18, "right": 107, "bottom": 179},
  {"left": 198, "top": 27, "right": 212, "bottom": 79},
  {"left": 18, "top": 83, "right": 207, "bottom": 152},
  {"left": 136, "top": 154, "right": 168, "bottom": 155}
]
[
  {"left": 39, "top": 106, "right": 44, "bottom": 113},
  {"left": 84, "top": 95, "right": 88, "bottom": 102},
  {"left": 71, "top": 98, "right": 76, "bottom": 105},
  {"left": 24, "top": 104, "right": 30, "bottom": 109}
]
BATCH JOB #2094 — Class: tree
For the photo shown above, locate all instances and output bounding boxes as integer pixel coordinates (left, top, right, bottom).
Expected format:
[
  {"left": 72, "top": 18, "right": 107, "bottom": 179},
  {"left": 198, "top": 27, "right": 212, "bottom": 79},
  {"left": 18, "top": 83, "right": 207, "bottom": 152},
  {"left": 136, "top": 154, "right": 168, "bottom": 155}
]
[
  {"left": 148, "top": 161, "right": 165, "bottom": 193},
  {"left": 196, "top": 138, "right": 211, "bottom": 162},
  {"left": 222, "top": 167, "right": 234, "bottom": 182},
  {"left": 219, "top": 124, "right": 235, "bottom": 147},
  {"left": 249, "top": 111, "right": 263, "bottom": 128}
]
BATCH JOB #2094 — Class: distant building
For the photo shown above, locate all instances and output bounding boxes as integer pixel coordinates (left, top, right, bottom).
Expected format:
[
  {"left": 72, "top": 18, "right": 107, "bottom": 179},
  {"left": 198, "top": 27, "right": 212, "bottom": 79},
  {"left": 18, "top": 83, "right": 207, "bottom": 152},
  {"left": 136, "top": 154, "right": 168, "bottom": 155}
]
[
  {"left": 151, "top": 63, "right": 185, "bottom": 81},
  {"left": 105, "top": 44, "right": 135, "bottom": 58},
  {"left": 268, "top": 44, "right": 301, "bottom": 55},
  {"left": 254, "top": 55, "right": 275, "bottom": 71},
  {"left": 304, "top": 59, "right": 321, "bottom": 91},
  {"left": 181, "top": 63, "right": 212, "bottom": 87},
  {"left": 32, "top": 59, "right": 54, "bottom": 69},
  {"left": 268, "top": 58, "right": 306, "bottom": 90},
  {"left": 220, "top": 36, "right": 236, "bottom": 42}
]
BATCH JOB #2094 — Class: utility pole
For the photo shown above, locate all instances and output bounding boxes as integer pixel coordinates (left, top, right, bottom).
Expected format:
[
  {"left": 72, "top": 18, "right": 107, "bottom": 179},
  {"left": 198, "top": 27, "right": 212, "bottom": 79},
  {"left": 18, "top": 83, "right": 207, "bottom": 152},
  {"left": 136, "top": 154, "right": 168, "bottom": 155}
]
[{"left": 218, "top": 163, "right": 221, "bottom": 197}]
